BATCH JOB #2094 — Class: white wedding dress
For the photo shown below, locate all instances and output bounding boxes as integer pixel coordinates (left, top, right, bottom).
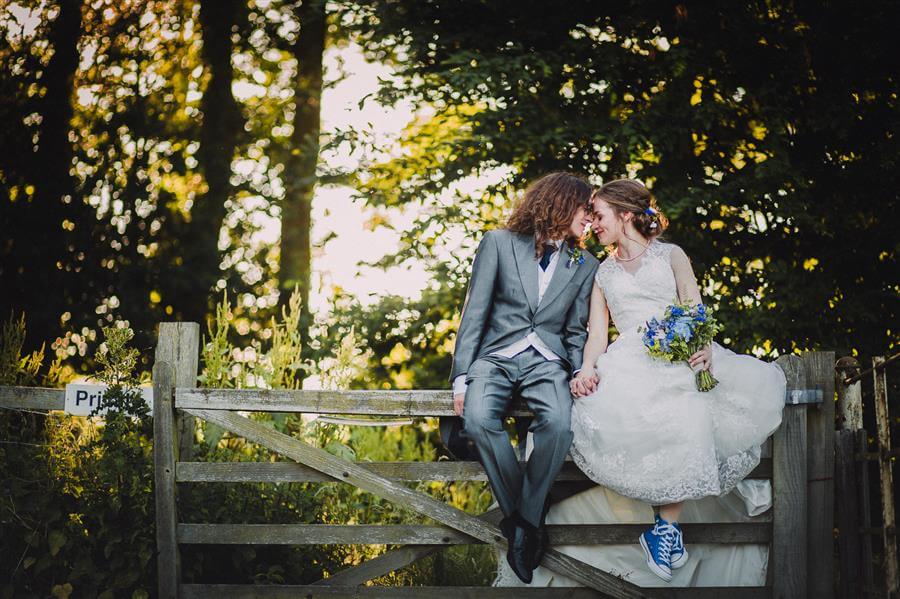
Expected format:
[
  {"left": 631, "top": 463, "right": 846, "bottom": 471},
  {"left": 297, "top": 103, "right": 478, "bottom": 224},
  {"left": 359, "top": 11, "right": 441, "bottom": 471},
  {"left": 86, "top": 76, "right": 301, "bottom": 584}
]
[{"left": 494, "top": 238, "right": 786, "bottom": 588}]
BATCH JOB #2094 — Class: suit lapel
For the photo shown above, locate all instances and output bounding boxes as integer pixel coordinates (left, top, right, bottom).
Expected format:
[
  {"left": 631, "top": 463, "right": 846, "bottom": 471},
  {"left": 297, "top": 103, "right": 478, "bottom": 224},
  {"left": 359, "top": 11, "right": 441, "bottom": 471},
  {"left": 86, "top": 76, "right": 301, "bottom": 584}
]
[
  {"left": 511, "top": 233, "right": 539, "bottom": 314},
  {"left": 537, "top": 240, "right": 579, "bottom": 313}
]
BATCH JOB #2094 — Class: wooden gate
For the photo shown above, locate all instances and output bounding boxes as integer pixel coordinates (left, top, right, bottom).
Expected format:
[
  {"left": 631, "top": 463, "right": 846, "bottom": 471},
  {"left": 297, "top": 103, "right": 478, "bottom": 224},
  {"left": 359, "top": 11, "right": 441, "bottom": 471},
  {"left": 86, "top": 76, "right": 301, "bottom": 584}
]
[{"left": 145, "top": 322, "right": 834, "bottom": 598}]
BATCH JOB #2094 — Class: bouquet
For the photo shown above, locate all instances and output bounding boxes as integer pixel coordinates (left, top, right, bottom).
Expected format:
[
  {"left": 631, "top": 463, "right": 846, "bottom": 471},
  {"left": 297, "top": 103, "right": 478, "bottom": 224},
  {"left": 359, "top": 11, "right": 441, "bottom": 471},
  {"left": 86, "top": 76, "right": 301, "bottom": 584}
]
[{"left": 639, "top": 301, "right": 724, "bottom": 391}]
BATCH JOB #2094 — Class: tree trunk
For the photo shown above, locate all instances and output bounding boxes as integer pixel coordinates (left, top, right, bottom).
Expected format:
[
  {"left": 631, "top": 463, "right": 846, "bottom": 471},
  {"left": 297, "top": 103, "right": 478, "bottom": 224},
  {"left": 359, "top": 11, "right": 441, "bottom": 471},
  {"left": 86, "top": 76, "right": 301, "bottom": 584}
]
[
  {"left": 19, "top": 0, "right": 83, "bottom": 349},
  {"left": 187, "top": 0, "right": 244, "bottom": 326},
  {"left": 279, "top": 0, "right": 326, "bottom": 373}
]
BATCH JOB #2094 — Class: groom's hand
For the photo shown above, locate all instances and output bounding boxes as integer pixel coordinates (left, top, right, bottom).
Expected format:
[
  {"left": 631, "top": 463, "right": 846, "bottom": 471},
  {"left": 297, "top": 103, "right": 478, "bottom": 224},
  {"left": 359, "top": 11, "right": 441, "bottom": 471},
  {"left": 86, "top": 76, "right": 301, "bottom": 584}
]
[
  {"left": 453, "top": 393, "right": 465, "bottom": 416},
  {"left": 570, "top": 368, "right": 600, "bottom": 398}
]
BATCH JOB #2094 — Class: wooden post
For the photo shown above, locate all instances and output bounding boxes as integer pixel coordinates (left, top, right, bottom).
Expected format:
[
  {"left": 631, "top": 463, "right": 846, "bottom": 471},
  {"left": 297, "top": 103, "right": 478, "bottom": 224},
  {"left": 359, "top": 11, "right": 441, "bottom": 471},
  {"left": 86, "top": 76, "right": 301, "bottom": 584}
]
[
  {"left": 773, "top": 355, "right": 808, "bottom": 599},
  {"left": 153, "top": 361, "right": 179, "bottom": 599},
  {"left": 802, "top": 351, "right": 835, "bottom": 599},
  {"left": 856, "top": 429, "right": 876, "bottom": 596},
  {"left": 835, "top": 431, "right": 862, "bottom": 598},
  {"left": 155, "top": 322, "right": 201, "bottom": 461},
  {"left": 873, "top": 356, "right": 898, "bottom": 596},
  {"left": 836, "top": 357, "right": 863, "bottom": 430},
  {"left": 835, "top": 356, "right": 863, "bottom": 599}
]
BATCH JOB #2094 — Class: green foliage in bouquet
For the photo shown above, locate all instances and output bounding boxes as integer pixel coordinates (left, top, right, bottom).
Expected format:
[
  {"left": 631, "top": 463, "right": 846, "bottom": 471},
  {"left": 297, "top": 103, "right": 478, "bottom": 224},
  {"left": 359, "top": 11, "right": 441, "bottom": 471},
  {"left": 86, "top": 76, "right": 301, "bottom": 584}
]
[{"left": 640, "top": 301, "right": 724, "bottom": 391}]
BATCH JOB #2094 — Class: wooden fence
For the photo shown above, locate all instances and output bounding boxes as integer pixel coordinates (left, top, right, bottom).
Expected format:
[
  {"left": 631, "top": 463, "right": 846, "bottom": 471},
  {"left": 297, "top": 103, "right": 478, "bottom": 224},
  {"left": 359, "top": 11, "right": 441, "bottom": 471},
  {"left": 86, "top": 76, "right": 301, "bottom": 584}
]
[
  {"left": 834, "top": 354, "right": 898, "bottom": 598},
  {"left": 0, "top": 322, "right": 839, "bottom": 598},
  {"left": 150, "top": 323, "right": 836, "bottom": 599}
]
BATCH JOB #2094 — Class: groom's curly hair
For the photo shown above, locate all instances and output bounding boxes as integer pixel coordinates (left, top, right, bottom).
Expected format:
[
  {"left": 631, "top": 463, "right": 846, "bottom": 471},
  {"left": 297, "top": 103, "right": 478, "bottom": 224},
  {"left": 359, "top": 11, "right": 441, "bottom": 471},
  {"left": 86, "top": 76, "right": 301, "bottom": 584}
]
[{"left": 507, "top": 172, "right": 592, "bottom": 258}]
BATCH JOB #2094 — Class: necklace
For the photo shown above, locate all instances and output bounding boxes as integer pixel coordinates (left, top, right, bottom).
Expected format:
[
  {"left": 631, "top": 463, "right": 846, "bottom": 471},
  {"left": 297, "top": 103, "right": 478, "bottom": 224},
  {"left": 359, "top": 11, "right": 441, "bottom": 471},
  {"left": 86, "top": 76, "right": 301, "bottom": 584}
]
[{"left": 614, "top": 241, "right": 649, "bottom": 263}]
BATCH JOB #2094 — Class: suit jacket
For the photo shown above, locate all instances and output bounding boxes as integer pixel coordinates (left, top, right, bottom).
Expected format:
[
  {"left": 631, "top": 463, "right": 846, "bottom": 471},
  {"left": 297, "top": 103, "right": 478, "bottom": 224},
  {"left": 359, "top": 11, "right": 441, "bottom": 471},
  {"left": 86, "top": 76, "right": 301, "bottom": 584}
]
[{"left": 449, "top": 228, "right": 600, "bottom": 382}]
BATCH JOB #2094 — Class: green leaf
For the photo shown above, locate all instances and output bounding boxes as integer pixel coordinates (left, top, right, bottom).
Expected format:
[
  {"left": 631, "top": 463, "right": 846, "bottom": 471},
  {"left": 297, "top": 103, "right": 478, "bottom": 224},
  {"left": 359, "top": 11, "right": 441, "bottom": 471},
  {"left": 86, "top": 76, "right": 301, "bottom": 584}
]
[
  {"left": 48, "top": 529, "right": 67, "bottom": 556},
  {"left": 51, "top": 583, "right": 73, "bottom": 599}
]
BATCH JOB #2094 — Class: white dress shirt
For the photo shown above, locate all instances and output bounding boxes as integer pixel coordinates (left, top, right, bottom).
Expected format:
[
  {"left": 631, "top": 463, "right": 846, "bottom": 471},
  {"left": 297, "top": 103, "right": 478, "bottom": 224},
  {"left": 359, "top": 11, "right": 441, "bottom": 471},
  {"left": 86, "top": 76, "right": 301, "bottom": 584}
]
[{"left": 453, "top": 240, "right": 564, "bottom": 395}]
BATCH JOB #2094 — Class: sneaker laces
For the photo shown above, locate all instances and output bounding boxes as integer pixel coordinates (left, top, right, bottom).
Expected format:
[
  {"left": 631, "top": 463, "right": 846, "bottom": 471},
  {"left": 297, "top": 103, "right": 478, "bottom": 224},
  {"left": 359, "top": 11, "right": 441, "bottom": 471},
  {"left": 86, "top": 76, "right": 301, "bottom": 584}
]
[
  {"left": 672, "top": 524, "right": 684, "bottom": 551},
  {"left": 652, "top": 521, "right": 677, "bottom": 561}
]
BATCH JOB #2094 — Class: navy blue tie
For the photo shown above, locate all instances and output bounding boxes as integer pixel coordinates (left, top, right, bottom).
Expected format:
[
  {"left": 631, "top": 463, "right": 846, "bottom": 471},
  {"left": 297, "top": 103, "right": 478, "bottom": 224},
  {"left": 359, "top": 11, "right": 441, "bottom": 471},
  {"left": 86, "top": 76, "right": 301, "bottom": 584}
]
[{"left": 539, "top": 244, "right": 557, "bottom": 271}]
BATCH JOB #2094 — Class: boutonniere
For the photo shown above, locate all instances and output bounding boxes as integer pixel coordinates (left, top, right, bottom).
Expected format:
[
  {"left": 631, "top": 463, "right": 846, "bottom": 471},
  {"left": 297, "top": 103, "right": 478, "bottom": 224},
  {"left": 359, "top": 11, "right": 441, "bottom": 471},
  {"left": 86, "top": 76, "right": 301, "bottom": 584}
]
[{"left": 566, "top": 246, "right": 585, "bottom": 268}]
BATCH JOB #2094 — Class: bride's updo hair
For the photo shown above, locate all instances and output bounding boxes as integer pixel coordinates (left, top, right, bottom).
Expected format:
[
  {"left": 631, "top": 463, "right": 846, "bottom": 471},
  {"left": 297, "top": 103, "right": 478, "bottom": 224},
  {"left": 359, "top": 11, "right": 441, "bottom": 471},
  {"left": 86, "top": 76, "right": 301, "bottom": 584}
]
[{"left": 592, "top": 178, "right": 668, "bottom": 238}]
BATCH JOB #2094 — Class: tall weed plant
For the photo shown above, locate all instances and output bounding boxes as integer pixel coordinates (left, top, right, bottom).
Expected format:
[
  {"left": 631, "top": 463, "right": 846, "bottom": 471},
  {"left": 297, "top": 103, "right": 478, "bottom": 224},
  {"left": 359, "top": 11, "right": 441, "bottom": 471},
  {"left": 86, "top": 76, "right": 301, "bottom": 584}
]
[
  {"left": 1, "top": 314, "right": 155, "bottom": 599},
  {"left": 189, "top": 289, "right": 496, "bottom": 586}
]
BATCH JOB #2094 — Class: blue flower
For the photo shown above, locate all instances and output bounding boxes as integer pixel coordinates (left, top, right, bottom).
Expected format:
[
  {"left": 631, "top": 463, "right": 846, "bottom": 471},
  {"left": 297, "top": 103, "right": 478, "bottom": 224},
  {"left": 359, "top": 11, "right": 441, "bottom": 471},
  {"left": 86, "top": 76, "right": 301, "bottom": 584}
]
[
  {"left": 566, "top": 246, "right": 586, "bottom": 268},
  {"left": 671, "top": 306, "right": 685, "bottom": 318},
  {"left": 673, "top": 320, "right": 693, "bottom": 341}
]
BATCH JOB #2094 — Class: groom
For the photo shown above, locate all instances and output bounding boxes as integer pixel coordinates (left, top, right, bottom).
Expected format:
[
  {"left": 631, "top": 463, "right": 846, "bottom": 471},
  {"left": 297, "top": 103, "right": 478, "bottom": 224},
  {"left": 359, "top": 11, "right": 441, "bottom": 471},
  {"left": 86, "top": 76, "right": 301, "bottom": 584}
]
[{"left": 449, "top": 172, "right": 599, "bottom": 583}]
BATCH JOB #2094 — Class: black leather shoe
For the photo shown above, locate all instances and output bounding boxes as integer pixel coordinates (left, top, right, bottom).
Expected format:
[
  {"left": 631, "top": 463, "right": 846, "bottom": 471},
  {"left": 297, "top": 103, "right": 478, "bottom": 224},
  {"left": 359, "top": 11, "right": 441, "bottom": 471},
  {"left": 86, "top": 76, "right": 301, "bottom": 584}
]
[
  {"left": 530, "top": 497, "right": 552, "bottom": 568},
  {"left": 500, "top": 514, "right": 534, "bottom": 584},
  {"left": 531, "top": 523, "right": 550, "bottom": 569}
]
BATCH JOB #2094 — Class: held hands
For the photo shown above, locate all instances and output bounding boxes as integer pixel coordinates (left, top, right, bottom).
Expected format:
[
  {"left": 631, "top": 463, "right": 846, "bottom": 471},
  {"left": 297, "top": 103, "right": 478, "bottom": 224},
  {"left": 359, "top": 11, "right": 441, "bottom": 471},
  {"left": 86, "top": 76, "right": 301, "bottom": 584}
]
[
  {"left": 453, "top": 393, "right": 465, "bottom": 416},
  {"left": 689, "top": 344, "right": 713, "bottom": 372},
  {"left": 570, "top": 367, "right": 600, "bottom": 399}
]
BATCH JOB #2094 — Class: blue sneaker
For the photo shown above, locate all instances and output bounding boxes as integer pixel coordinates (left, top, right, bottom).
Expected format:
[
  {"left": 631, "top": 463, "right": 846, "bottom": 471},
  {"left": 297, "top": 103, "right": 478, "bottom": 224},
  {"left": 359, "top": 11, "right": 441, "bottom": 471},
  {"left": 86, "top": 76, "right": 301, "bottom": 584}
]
[
  {"left": 639, "top": 516, "right": 677, "bottom": 581},
  {"left": 668, "top": 518, "right": 689, "bottom": 569}
]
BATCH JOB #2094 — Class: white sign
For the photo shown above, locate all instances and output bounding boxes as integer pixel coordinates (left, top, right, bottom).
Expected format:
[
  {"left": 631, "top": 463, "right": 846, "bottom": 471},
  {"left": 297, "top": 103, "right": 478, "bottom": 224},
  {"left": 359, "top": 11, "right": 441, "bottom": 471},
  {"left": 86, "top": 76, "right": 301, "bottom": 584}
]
[{"left": 64, "top": 383, "right": 154, "bottom": 416}]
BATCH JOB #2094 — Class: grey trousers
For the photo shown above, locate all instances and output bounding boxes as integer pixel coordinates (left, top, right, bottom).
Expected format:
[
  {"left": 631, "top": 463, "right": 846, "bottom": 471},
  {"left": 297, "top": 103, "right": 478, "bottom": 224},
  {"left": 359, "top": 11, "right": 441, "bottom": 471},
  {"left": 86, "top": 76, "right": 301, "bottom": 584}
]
[{"left": 462, "top": 348, "right": 574, "bottom": 528}]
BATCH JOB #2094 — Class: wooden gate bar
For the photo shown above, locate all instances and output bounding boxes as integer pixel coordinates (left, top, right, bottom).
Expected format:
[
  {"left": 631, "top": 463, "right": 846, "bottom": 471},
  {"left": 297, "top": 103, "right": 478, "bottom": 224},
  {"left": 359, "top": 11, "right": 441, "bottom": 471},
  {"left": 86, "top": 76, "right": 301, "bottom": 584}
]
[
  {"left": 180, "top": 585, "right": 769, "bottom": 599},
  {"left": 177, "top": 388, "right": 492, "bottom": 416},
  {"left": 0, "top": 385, "right": 64, "bottom": 410},
  {"left": 176, "top": 522, "right": 771, "bottom": 546},
  {"left": 175, "top": 459, "right": 772, "bottom": 483},
  {"left": 183, "top": 407, "right": 652, "bottom": 599}
]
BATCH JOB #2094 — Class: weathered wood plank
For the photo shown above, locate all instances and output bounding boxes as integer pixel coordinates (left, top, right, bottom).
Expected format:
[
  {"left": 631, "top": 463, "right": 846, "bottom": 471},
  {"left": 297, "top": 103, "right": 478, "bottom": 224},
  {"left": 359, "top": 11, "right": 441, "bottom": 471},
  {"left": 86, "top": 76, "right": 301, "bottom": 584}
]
[
  {"left": 153, "top": 362, "right": 180, "bottom": 599},
  {"left": 872, "top": 357, "right": 898, "bottom": 596},
  {"left": 801, "top": 351, "right": 835, "bottom": 599},
  {"left": 156, "top": 322, "right": 201, "bottom": 461},
  {"left": 315, "top": 480, "right": 632, "bottom": 588},
  {"left": 177, "top": 388, "right": 511, "bottom": 416},
  {"left": 315, "top": 544, "right": 446, "bottom": 586},
  {"left": 178, "top": 381, "right": 800, "bottom": 417},
  {"left": 835, "top": 356, "right": 863, "bottom": 430},
  {"left": 312, "top": 510, "right": 500, "bottom": 587},
  {"left": 183, "top": 408, "right": 650, "bottom": 599},
  {"left": 180, "top": 584, "right": 770, "bottom": 599},
  {"left": 772, "top": 354, "right": 807, "bottom": 599},
  {"left": 835, "top": 430, "right": 863, "bottom": 599},
  {"left": 761, "top": 437, "right": 773, "bottom": 459},
  {"left": 176, "top": 459, "right": 773, "bottom": 483},
  {"left": 177, "top": 522, "right": 771, "bottom": 546},
  {"left": 0, "top": 385, "right": 64, "bottom": 411},
  {"left": 855, "top": 429, "right": 876, "bottom": 594}
]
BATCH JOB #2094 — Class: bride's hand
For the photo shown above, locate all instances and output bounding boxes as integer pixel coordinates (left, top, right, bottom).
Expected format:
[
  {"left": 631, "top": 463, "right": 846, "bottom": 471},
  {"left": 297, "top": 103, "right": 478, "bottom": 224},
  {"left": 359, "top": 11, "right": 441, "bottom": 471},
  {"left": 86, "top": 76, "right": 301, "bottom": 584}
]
[
  {"left": 689, "top": 344, "right": 712, "bottom": 371},
  {"left": 570, "top": 367, "right": 600, "bottom": 398}
]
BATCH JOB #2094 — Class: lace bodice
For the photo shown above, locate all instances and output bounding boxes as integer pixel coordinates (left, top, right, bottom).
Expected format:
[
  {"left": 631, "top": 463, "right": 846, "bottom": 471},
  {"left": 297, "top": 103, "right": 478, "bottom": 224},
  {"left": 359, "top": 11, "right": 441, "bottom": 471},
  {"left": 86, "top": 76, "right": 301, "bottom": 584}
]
[{"left": 595, "top": 239, "right": 677, "bottom": 336}]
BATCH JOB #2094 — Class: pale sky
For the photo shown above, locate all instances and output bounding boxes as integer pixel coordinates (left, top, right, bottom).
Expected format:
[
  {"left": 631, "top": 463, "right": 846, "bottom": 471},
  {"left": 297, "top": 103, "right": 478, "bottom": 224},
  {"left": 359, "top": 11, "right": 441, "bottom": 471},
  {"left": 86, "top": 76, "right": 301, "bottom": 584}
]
[
  {"left": 255, "top": 43, "right": 433, "bottom": 312},
  {"left": 6, "top": 1, "right": 467, "bottom": 313}
]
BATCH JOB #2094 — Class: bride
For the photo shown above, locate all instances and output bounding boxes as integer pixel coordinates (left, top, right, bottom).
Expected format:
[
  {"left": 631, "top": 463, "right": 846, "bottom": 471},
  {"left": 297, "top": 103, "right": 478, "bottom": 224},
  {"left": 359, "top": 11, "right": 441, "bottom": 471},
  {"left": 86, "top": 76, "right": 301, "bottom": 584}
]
[{"left": 496, "top": 178, "right": 785, "bottom": 587}]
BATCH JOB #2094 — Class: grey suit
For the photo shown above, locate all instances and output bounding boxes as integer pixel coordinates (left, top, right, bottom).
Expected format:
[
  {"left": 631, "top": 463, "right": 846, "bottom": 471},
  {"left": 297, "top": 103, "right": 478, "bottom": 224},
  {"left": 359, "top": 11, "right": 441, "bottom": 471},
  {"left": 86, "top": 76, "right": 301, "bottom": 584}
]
[{"left": 450, "top": 228, "right": 599, "bottom": 527}]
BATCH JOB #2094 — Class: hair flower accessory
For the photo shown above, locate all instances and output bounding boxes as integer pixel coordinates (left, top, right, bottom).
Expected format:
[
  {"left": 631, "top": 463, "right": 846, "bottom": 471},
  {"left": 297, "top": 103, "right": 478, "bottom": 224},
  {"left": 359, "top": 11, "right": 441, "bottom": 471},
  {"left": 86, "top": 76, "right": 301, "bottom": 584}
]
[{"left": 644, "top": 206, "right": 659, "bottom": 229}]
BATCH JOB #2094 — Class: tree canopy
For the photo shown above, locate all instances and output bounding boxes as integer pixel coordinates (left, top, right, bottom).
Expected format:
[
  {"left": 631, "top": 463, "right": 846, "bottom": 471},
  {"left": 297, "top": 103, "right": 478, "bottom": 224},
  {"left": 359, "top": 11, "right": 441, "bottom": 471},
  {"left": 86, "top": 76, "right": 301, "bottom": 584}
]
[{"left": 320, "top": 0, "right": 898, "bottom": 389}]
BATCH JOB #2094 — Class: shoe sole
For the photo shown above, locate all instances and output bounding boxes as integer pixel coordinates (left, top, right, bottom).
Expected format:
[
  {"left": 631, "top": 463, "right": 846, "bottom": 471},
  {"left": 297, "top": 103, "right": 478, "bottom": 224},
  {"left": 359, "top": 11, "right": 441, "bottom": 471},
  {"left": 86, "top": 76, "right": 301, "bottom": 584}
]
[
  {"left": 638, "top": 534, "right": 672, "bottom": 582},
  {"left": 506, "top": 549, "right": 533, "bottom": 584},
  {"left": 671, "top": 548, "right": 689, "bottom": 569}
]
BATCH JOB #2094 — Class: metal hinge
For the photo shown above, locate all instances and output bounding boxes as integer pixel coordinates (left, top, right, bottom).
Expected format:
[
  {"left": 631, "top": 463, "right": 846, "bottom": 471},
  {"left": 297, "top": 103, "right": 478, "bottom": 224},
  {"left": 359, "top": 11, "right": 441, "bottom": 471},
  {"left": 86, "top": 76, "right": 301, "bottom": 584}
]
[{"left": 786, "top": 388, "right": 824, "bottom": 405}]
